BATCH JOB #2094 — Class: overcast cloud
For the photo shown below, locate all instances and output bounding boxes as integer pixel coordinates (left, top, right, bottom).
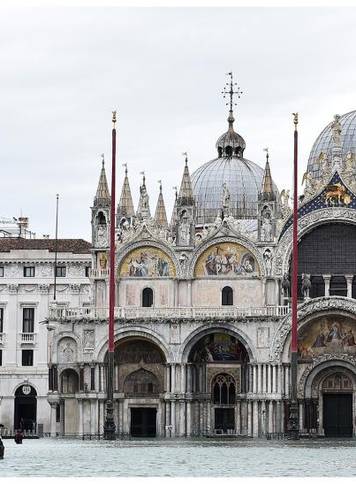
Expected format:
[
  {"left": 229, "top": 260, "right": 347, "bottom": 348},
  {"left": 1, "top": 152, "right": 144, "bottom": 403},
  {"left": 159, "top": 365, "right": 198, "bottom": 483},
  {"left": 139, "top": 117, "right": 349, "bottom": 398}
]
[{"left": 1, "top": 7, "right": 356, "bottom": 240}]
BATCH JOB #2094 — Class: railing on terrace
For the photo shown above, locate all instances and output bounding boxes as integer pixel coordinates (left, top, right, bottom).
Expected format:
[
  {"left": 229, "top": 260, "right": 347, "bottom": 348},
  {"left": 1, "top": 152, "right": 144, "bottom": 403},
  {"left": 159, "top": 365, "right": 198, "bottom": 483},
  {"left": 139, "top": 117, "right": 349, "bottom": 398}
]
[
  {"left": 49, "top": 305, "right": 290, "bottom": 321},
  {"left": 20, "top": 332, "right": 36, "bottom": 343}
]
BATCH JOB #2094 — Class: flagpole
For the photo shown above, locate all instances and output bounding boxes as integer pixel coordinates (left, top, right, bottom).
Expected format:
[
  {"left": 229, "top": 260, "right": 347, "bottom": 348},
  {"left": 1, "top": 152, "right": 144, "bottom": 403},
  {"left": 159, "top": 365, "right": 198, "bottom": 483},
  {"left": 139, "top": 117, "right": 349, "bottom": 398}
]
[
  {"left": 288, "top": 112, "right": 300, "bottom": 439},
  {"left": 53, "top": 194, "right": 59, "bottom": 301},
  {"left": 104, "top": 111, "right": 117, "bottom": 440}
]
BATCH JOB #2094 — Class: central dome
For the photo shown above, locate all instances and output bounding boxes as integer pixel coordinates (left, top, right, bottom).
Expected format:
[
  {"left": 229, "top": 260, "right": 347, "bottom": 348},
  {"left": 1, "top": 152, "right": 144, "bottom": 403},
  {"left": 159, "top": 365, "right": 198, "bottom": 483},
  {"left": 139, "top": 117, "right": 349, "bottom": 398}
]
[
  {"left": 192, "top": 156, "right": 266, "bottom": 225},
  {"left": 191, "top": 110, "right": 276, "bottom": 225}
]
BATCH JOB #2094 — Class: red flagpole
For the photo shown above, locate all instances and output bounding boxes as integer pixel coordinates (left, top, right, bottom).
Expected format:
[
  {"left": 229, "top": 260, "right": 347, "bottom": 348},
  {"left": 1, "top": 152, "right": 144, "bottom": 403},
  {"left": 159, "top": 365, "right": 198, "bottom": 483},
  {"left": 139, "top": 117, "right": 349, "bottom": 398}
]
[
  {"left": 288, "top": 112, "right": 299, "bottom": 438},
  {"left": 291, "top": 113, "right": 298, "bottom": 354},
  {"left": 104, "top": 111, "right": 117, "bottom": 440}
]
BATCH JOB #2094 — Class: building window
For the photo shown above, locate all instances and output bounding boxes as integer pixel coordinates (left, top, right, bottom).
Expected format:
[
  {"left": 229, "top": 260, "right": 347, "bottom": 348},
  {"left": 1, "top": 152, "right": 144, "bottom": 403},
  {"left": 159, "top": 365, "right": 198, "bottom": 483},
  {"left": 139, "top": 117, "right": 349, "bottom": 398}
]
[
  {"left": 22, "top": 349, "right": 33, "bottom": 366},
  {"left": 0, "top": 308, "right": 3, "bottom": 333},
  {"left": 85, "top": 266, "right": 90, "bottom": 277},
  {"left": 55, "top": 266, "right": 66, "bottom": 277},
  {"left": 24, "top": 266, "right": 35, "bottom": 277},
  {"left": 330, "top": 276, "right": 347, "bottom": 297},
  {"left": 0, "top": 267, "right": 4, "bottom": 277},
  {"left": 0, "top": 349, "right": 2, "bottom": 366},
  {"left": 212, "top": 374, "right": 236, "bottom": 404},
  {"left": 23, "top": 308, "right": 35, "bottom": 333},
  {"left": 142, "top": 288, "right": 153, "bottom": 307},
  {"left": 222, "top": 286, "right": 233, "bottom": 306}
]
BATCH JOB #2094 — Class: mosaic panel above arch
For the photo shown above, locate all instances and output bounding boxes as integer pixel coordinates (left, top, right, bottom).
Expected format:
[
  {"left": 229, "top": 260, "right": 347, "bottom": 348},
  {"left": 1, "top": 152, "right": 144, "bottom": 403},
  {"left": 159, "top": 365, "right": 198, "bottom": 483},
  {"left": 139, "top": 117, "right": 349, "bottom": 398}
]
[
  {"left": 299, "top": 314, "right": 356, "bottom": 362},
  {"left": 119, "top": 246, "right": 176, "bottom": 278},
  {"left": 194, "top": 242, "right": 259, "bottom": 277}
]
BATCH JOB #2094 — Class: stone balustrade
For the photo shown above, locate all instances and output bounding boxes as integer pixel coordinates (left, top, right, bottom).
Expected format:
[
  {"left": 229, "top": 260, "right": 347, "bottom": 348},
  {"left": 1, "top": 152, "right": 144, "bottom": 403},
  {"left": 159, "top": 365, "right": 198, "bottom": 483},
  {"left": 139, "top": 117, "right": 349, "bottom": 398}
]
[
  {"left": 48, "top": 304, "right": 290, "bottom": 321},
  {"left": 20, "top": 332, "right": 36, "bottom": 344}
]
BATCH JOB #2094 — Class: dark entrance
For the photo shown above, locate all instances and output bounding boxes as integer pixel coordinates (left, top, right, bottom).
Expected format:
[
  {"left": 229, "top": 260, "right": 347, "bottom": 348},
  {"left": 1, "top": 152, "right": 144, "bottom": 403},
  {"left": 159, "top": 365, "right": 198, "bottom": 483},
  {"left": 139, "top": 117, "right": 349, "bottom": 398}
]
[
  {"left": 323, "top": 393, "right": 353, "bottom": 437},
  {"left": 130, "top": 407, "right": 157, "bottom": 437},
  {"left": 14, "top": 385, "right": 37, "bottom": 432},
  {"left": 214, "top": 408, "right": 235, "bottom": 433}
]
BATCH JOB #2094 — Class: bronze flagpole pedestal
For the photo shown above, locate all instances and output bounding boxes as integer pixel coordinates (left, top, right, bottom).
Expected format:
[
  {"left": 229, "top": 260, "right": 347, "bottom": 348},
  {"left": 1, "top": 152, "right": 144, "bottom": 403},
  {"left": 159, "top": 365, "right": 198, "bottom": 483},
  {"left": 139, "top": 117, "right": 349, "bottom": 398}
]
[
  {"left": 287, "top": 112, "right": 300, "bottom": 440},
  {"left": 104, "top": 111, "right": 117, "bottom": 440}
]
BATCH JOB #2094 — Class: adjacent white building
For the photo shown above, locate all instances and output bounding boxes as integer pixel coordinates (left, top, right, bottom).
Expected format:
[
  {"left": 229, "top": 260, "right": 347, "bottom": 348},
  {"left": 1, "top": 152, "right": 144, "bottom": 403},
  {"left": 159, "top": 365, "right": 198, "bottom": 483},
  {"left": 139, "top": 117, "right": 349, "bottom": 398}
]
[{"left": 0, "top": 232, "right": 91, "bottom": 434}]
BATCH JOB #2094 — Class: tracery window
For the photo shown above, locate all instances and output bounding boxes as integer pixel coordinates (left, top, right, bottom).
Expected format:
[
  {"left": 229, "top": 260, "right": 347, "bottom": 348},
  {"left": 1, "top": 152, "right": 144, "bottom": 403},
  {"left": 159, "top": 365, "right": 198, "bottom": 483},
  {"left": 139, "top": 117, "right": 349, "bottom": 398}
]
[
  {"left": 212, "top": 374, "right": 236, "bottom": 404},
  {"left": 124, "top": 369, "right": 160, "bottom": 396}
]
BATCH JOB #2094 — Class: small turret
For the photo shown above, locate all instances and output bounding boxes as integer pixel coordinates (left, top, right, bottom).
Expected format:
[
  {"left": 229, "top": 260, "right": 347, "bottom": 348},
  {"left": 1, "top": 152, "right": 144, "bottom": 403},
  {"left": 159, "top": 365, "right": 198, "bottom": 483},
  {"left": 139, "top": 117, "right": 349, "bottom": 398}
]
[
  {"left": 154, "top": 181, "right": 168, "bottom": 229},
  {"left": 258, "top": 148, "right": 277, "bottom": 243},
  {"left": 91, "top": 155, "right": 110, "bottom": 249},
  {"left": 117, "top": 164, "right": 135, "bottom": 225},
  {"left": 175, "top": 153, "right": 195, "bottom": 247}
]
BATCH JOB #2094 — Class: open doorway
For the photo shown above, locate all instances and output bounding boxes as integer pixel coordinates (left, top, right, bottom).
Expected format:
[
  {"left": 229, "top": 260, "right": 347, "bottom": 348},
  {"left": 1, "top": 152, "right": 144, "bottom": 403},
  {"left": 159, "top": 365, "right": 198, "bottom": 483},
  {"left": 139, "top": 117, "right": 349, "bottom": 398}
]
[{"left": 130, "top": 407, "right": 157, "bottom": 437}]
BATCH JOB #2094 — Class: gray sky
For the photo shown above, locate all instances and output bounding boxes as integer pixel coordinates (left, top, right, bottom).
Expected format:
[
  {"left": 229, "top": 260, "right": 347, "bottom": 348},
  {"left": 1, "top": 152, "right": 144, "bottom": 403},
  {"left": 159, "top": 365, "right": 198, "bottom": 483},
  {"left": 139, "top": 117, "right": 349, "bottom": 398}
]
[{"left": 1, "top": 7, "right": 356, "bottom": 241}]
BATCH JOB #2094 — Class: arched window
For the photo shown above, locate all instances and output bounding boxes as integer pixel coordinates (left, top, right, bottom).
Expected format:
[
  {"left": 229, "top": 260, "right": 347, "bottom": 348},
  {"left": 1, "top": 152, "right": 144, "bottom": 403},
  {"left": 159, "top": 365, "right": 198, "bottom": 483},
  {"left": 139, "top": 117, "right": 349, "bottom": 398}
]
[
  {"left": 142, "top": 288, "right": 153, "bottom": 307},
  {"left": 222, "top": 286, "right": 233, "bottom": 306},
  {"left": 310, "top": 276, "right": 325, "bottom": 298},
  {"left": 96, "top": 211, "right": 106, "bottom": 225},
  {"left": 225, "top": 146, "right": 233, "bottom": 157},
  {"left": 124, "top": 369, "right": 160, "bottom": 396},
  {"left": 212, "top": 374, "right": 236, "bottom": 404}
]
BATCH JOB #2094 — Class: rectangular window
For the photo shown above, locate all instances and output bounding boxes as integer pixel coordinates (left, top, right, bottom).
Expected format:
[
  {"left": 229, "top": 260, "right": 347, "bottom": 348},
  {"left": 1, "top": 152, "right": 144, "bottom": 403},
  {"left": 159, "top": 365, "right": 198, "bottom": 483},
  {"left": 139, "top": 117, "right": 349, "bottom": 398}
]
[
  {"left": 22, "top": 308, "right": 35, "bottom": 333},
  {"left": 0, "top": 267, "right": 4, "bottom": 277},
  {"left": 85, "top": 266, "right": 90, "bottom": 277},
  {"left": 22, "top": 349, "right": 33, "bottom": 366},
  {"left": 24, "top": 266, "right": 35, "bottom": 277},
  {"left": 0, "top": 308, "right": 3, "bottom": 333},
  {"left": 55, "top": 266, "right": 66, "bottom": 277}
]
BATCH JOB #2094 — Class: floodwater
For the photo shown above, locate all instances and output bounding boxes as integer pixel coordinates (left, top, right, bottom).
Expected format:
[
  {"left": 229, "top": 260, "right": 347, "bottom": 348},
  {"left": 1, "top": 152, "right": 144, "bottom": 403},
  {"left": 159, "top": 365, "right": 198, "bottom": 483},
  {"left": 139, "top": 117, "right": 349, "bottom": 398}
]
[{"left": 1, "top": 437, "right": 356, "bottom": 477}]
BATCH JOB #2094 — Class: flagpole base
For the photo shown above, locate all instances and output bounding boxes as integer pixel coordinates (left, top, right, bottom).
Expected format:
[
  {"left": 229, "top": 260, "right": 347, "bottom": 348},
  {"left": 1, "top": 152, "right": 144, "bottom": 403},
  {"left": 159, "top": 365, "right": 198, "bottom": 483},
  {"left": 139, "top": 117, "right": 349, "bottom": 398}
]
[{"left": 103, "top": 399, "right": 116, "bottom": 440}]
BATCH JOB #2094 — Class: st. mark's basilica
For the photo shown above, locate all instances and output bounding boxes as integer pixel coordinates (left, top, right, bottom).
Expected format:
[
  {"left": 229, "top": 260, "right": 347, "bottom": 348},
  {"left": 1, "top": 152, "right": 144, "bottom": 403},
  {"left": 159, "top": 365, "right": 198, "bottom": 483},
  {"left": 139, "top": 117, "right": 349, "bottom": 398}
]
[{"left": 32, "top": 79, "right": 356, "bottom": 439}]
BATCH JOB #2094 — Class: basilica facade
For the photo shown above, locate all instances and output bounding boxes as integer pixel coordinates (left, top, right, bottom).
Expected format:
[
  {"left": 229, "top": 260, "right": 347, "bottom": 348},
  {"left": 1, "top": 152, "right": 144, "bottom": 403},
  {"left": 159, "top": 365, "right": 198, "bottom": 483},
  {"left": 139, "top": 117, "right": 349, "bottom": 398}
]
[{"left": 47, "top": 95, "right": 356, "bottom": 438}]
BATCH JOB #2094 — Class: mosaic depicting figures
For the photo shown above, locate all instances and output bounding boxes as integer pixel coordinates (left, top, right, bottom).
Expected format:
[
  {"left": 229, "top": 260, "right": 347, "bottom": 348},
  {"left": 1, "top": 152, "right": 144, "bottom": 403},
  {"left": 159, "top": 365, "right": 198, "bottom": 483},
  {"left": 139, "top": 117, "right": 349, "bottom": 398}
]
[
  {"left": 190, "top": 333, "right": 248, "bottom": 362},
  {"left": 298, "top": 315, "right": 356, "bottom": 360},
  {"left": 195, "top": 242, "right": 259, "bottom": 276},
  {"left": 119, "top": 246, "right": 176, "bottom": 277}
]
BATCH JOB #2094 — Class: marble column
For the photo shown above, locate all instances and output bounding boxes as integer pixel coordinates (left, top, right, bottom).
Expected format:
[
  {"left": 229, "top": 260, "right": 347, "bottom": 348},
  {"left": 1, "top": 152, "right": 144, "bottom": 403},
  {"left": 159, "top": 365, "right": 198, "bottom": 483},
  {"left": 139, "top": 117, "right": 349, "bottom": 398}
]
[
  {"left": 276, "top": 400, "right": 281, "bottom": 433},
  {"left": 187, "top": 364, "right": 192, "bottom": 393},
  {"left": 187, "top": 280, "right": 192, "bottom": 306},
  {"left": 181, "top": 364, "right": 186, "bottom": 394},
  {"left": 253, "top": 400, "right": 259, "bottom": 437},
  {"left": 165, "top": 401, "right": 171, "bottom": 437},
  {"left": 299, "top": 402, "right": 303, "bottom": 432},
  {"left": 179, "top": 401, "right": 186, "bottom": 436},
  {"left": 346, "top": 275, "right": 353, "bottom": 298},
  {"left": 267, "top": 365, "right": 272, "bottom": 394},
  {"left": 253, "top": 365, "right": 257, "bottom": 394},
  {"left": 268, "top": 400, "right": 273, "bottom": 433},
  {"left": 236, "top": 400, "right": 241, "bottom": 434},
  {"left": 247, "top": 401, "right": 253, "bottom": 436},
  {"left": 50, "top": 403, "right": 57, "bottom": 437},
  {"left": 257, "top": 365, "right": 262, "bottom": 394},
  {"left": 166, "top": 364, "right": 171, "bottom": 393},
  {"left": 324, "top": 275, "right": 331, "bottom": 297},
  {"left": 171, "top": 364, "right": 176, "bottom": 394},
  {"left": 272, "top": 365, "right": 277, "bottom": 394},
  {"left": 279, "top": 365, "right": 284, "bottom": 396},
  {"left": 186, "top": 401, "right": 191, "bottom": 436},
  {"left": 78, "top": 399, "right": 83, "bottom": 436},
  {"left": 207, "top": 402, "right": 211, "bottom": 435},
  {"left": 171, "top": 400, "right": 176, "bottom": 436},
  {"left": 285, "top": 365, "right": 290, "bottom": 398}
]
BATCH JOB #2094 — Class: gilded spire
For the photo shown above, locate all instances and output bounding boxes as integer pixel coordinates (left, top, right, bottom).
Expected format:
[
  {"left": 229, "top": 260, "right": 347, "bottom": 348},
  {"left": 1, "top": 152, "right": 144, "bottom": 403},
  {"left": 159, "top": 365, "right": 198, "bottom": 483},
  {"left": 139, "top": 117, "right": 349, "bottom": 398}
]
[
  {"left": 117, "top": 163, "right": 135, "bottom": 221},
  {"left": 94, "top": 154, "right": 110, "bottom": 207},
  {"left": 154, "top": 180, "right": 168, "bottom": 228},
  {"left": 136, "top": 171, "right": 151, "bottom": 220},
  {"left": 178, "top": 153, "right": 194, "bottom": 205},
  {"left": 260, "top": 148, "right": 275, "bottom": 201}
]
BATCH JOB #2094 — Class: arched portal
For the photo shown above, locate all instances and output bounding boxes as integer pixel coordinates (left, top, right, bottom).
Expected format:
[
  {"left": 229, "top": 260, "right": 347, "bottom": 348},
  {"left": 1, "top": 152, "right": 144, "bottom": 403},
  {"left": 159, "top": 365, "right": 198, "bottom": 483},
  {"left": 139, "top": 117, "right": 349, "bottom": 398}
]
[
  {"left": 188, "top": 331, "right": 249, "bottom": 435},
  {"left": 14, "top": 384, "right": 37, "bottom": 432},
  {"left": 111, "top": 337, "right": 166, "bottom": 437}
]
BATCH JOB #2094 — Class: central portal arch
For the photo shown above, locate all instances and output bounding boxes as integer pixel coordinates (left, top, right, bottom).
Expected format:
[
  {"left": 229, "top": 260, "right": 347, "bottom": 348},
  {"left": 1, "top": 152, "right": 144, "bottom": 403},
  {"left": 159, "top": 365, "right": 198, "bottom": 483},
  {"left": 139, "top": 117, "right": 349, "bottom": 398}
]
[{"left": 14, "top": 384, "right": 37, "bottom": 432}]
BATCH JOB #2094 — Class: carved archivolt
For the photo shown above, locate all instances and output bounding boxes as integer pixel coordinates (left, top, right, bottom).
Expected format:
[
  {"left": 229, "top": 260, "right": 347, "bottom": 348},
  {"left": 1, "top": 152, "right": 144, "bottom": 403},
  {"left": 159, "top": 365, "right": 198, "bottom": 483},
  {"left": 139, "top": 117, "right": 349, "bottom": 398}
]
[
  {"left": 274, "top": 208, "right": 356, "bottom": 276},
  {"left": 269, "top": 296, "right": 356, "bottom": 361}
]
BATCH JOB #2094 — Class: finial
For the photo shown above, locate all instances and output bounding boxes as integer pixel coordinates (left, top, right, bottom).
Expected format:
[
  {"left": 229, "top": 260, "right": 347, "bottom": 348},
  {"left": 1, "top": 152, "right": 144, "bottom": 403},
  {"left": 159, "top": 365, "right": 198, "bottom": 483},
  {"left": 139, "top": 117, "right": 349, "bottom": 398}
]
[
  {"left": 140, "top": 171, "right": 145, "bottom": 186},
  {"left": 222, "top": 72, "right": 243, "bottom": 128},
  {"left": 112, "top": 110, "right": 117, "bottom": 128},
  {"left": 158, "top": 180, "right": 162, "bottom": 192},
  {"left": 182, "top": 152, "right": 188, "bottom": 165},
  {"left": 101, "top": 153, "right": 105, "bottom": 167},
  {"left": 293, "top": 112, "right": 298, "bottom": 129},
  {"left": 263, "top": 147, "right": 269, "bottom": 162},
  {"left": 122, "top": 163, "right": 128, "bottom": 176}
]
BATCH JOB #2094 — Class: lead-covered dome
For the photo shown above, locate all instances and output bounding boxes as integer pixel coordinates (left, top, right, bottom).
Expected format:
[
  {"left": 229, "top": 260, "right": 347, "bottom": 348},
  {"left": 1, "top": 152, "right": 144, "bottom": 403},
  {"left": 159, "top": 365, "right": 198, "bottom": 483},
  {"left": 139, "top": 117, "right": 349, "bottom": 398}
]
[
  {"left": 191, "top": 111, "right": 277, "bottom": 225},
  {"left": 307, "top": 110, "right": 356, "bottom": 180}
]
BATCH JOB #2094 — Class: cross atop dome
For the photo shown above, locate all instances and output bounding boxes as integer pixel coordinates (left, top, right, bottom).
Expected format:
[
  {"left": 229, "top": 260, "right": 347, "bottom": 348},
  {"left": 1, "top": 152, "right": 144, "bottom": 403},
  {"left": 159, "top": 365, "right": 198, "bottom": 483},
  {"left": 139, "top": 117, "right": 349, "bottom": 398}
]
[{"left": 222, "top": 72, "right": 243, "bottom": 129}]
